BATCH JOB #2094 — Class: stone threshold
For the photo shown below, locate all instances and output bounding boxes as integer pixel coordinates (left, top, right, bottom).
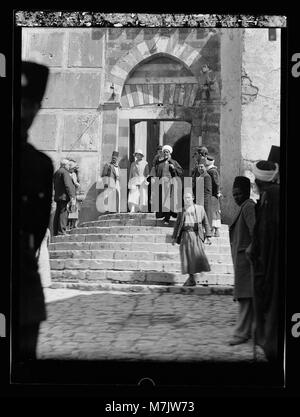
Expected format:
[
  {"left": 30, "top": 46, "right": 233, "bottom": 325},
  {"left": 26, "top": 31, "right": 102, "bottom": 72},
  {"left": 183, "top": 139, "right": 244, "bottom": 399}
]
[{"left": 49, "top": 281, "right": 233, "bottom": 295}]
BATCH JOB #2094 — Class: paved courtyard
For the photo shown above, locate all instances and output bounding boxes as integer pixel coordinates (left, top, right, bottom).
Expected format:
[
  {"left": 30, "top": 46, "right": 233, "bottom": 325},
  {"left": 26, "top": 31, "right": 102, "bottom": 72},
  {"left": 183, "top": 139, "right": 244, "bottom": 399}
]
[{"left": 37, "top": 288, "right": 266, "bottom": 362}]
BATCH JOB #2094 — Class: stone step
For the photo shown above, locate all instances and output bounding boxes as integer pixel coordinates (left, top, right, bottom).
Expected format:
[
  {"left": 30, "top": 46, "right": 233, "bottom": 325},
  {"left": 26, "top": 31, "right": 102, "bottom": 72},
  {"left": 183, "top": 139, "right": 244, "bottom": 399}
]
[
  {"left": 50, "top": 258, "right": 234, "bottom": 274},
  {"left": 80, "top": 218, "right": 229, "bottom": 231},
  {"left": 51, "top": 233, "right": 230, "bottom": 246},
  {"left": 49, "top": 241, "right": 232, "bottom": 254},
  {"left": 69, "top": 225, "right": 229, "bottom": 237},
  {"left": 49, "top": 281, "right": 233, "bottom": 295},
  {"left": 97, "top": 212, "right": 158, "bottom": 220},
  {"left": 50, "top": 269, "right": 234, "bottom": 286},
  {"left": 49, "top": 249, "right": 233, "bottom": 264},
  {"left": 94, "top": 212, "right": 230, "bottom": 226}
]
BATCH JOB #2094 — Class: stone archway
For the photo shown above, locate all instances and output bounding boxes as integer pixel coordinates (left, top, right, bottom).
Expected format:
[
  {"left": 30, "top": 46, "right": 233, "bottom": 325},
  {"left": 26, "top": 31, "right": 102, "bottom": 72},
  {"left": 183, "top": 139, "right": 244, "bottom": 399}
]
[{"left": 106, "top": 38, "right": 203, "bottom": 102}]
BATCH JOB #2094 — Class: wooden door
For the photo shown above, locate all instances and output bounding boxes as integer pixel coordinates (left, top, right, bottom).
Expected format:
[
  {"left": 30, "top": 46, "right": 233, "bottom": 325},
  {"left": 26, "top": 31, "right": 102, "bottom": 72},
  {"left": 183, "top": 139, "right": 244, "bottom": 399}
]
[{"left": 147, "top": 120, "right": 160, "bottom": 167}]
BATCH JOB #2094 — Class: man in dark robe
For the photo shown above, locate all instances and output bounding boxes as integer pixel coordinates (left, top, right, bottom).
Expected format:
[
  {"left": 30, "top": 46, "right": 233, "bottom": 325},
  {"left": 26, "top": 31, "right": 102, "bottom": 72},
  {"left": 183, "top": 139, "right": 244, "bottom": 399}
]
[
  {"left": 149, "top": 144, "right": 183, "bottom": 224},
  {"left": 18, "top": 61, "right": 54, "bottom": 360},
  {"left": 192, "top": 156, "right": 212, "bottom": 229},
  {"left": 206, "top": 155, "right": 222, "bottom": 236},
  {"left": 101, "top": 150, "right": 121, "bottom": 213},
  {"left": 53, "top": 159, "right": 76, "bottom": 235},
  {"left": 248, "top": 160, "right": 280, "bottom": 362},
  {"left": 229, "top": 176, "right": 256, "bottom": 345}
]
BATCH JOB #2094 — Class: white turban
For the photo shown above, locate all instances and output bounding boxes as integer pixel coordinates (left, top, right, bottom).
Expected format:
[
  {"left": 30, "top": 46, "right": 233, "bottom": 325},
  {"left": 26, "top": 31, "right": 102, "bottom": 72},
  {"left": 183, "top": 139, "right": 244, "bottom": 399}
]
[
  {"left": 252, "top": 161, "right": 279, "bottom": 182},
  {"left": 162, "top": 145, "right": 173, "bottom": 154}
]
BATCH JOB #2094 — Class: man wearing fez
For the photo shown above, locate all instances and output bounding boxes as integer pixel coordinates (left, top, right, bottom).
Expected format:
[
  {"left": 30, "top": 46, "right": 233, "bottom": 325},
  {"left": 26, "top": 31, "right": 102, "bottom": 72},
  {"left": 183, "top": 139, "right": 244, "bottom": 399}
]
[
  {"left": 193, "top": 146, "right": 208, "bottom": 163},
  {"left": 101, "top": 150, "right": 121, "bottom": 213},
  {"left": 248, "top": 159, "right": 280, "bottom": 362},
  {"left": 229, "top": 176, "right": 256, "bottom": 346},
  {"left": 18, "top": 61, "right": 54, "bottom": 360}
]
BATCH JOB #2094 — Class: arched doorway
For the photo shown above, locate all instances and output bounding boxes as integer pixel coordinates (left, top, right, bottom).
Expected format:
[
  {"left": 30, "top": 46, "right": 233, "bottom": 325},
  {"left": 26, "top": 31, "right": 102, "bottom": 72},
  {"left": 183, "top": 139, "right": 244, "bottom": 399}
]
[{"left": 119, "top": 54, "right": 201, "bottom": 178}]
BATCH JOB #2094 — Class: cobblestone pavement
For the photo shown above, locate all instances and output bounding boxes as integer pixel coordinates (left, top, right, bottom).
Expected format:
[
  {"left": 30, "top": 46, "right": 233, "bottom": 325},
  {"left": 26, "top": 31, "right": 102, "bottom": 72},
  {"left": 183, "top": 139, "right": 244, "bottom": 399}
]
[{"left": 37, "top": 288, "right": 266, "bottom": 362}]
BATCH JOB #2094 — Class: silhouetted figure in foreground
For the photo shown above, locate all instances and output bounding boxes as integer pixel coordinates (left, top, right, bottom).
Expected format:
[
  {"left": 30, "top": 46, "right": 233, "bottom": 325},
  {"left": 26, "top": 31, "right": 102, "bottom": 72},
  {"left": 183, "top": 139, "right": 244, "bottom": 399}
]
[
  {"left": 18, "top": 61, "right": 54, "bottom": 360},
  {"left": 248, "top": 160, "right": 280, "bottom": 362}
]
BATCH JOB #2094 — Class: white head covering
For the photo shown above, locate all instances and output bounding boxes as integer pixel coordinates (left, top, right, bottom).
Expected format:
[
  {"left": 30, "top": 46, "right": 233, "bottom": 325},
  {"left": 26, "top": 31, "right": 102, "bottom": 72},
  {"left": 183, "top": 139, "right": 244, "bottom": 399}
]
[
  {"left": 252, "top": 161, "right": 279, "bottom": 182},
  {"left": 162, "top": 145, "right": 173, "bottom": 154},
  {"left": 134, "top": 149, "right": 144, "bottom": 157}
]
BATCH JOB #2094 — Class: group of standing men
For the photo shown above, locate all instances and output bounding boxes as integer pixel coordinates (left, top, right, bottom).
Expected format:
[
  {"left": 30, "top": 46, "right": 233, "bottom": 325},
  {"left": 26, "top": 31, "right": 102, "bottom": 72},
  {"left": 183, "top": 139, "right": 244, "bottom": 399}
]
[
  {"left": 100, "top": 144, "right": 222, "bottom": 235},
  {"left": 52, "top": 158, "right": 81, "bottom": 236},
  {"left": 228, "top": 147, "right": 280, "bottom": 363}
]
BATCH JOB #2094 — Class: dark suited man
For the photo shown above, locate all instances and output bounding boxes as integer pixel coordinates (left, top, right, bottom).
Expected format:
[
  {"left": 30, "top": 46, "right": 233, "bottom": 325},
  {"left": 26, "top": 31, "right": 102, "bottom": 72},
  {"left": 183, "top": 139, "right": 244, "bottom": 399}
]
[
  {"left": 53, "top": 159, "right": 76, "bottom": 235},
  {"left": 228, "top": 176, "right": 256, "bottom": 346},
  {"left": 18, "top": 61, "right": 54, "bottom": 360}
]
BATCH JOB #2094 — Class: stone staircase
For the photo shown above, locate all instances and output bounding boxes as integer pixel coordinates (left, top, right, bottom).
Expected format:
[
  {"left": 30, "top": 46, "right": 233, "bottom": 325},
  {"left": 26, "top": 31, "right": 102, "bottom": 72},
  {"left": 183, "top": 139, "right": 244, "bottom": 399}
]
[{"left": 49, "top": 213, "right": 234, "bottom": 292}]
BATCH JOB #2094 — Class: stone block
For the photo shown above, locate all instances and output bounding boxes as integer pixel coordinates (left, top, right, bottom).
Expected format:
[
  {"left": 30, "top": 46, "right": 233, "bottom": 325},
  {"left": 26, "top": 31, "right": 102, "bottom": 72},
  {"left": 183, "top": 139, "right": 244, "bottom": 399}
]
[
  {"left": 106, "top": 270, "right": 134, "bottom": 281},
  {"left": 68, "top": 234, "right": 86, "bottom": 242},
  {"left": 145, "top": 272, "right": 176, "bottom": 284},
  {"left": 71, "top": 250, "right": 92, "bottom": 259},
  {"left": 85, "top": 270, "right": 107, "bottom": 281},
  {"left": 50, "top": 270, "right": 64, "bottom": 280},
  {"left": 50, "top": 259, "right": 65, "bottom": 269},
  {"left": 133, "top": 234, "right": 155, "bottom": 243},
  {"left": 28, "top": 31, "right": 65, "bottom": 67},
  {"left": 162, "top": 261, "right": 180, "bottom": 272},
  {"left": 91, "top": 250, "right": 114, "bottom": 259},
  {"left": 89, "top": 259, "right": 114, "bottom": 269},
  {"left": 89, "top": 242, "right": 111, "bottom": 250},
  {"left": 88, "top": 234, "right": 106, "bottom": 242},
  {"left": 70, "top": 227, "right": 89, "bottom": 234},
  {"left": 62, "top": 113, "right": 99, "bottom": 151},
  {"left": 112, "top": 234, "right": 133, "bottom": 242},
  {"left": 109, "top": 226, "right": 127, "bottom": 234},
  {"left": 64, "top": 259, "right": 91, "bottom": 269},
  {"left": 155, "top": 252, "right": 177, "bottom": 261},
  {"left": 155, "top": 235, "right": 172, "bottom": 243},
  {"left": 119, "top": 126, "right": 129, "bottom": 137},
  {"left": 138, "top": 261, "right": 163, "bottom": 271},
  {"left": 29, "top": 113, "right": 58, "bottom": 151},
  {"left": 114, "top": 251, "right": 154, "bottom": 261},
  {"left": 44, "top": 71, "right": 101, "bottom": 108},
  {"left": 65, "top": 270, "right": 88, "bottom": 281},
  {"left": 68, "top": 30, "right": 103, "bottom": 67},
  {"left": 114, "top": 260, "right": 138, "bottom": 270},
  {"left": 49, "top": 250, "right": 73, "bottom": 259},
  {"left": 112, "top": 242, "right": 131, "bottom": 251}
]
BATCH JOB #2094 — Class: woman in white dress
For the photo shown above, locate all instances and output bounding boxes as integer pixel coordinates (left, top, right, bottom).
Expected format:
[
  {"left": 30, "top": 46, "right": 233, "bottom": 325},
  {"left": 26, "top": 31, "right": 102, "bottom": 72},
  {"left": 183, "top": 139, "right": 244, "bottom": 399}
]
[{"left": 128, "top": 150, "right": 149, "bottom": 213}]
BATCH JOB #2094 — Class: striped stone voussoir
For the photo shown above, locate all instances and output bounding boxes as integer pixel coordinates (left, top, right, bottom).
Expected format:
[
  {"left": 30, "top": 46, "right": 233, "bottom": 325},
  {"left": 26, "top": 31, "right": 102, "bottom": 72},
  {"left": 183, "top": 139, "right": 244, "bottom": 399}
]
[{"left": 109, "top": 39, "right": 201, "bottom": 101}]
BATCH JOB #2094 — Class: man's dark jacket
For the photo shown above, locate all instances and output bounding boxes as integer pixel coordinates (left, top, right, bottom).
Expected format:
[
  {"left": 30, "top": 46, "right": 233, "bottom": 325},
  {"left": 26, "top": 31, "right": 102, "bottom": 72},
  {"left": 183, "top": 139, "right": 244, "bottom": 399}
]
[{"left": 53, "top": 166, "right": 76, "bottom": 202}]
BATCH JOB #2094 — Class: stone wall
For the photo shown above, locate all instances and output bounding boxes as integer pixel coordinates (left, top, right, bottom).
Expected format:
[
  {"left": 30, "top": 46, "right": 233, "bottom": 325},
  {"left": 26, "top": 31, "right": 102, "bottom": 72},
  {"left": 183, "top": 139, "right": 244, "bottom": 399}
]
[
  {"left": 241, "top": 28, "right": 281, "bottom": 169},
  {"left": 219, "top": 28, "right": 281, "bottom": 223},
  {"left": 219, "top": 29, "right": 243, "bottom": 224},
  {"left": 22, "top": 28, "right": 105, "bottom": 223}
]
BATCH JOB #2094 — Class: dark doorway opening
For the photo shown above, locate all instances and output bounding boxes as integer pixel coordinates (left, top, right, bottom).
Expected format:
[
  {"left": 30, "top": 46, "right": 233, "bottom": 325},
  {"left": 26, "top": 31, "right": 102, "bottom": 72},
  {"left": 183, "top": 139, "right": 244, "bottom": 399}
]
[{"left": 172, "top": 134, "right": 191, "bottom": 178}]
